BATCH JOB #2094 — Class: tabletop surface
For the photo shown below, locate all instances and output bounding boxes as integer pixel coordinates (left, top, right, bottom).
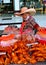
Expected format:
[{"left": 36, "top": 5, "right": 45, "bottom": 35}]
[{"left": 8, "top": 62, "right": 46, "bottom": 65}]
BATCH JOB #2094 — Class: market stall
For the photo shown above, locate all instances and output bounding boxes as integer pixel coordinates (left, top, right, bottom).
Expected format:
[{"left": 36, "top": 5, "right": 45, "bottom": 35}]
[{"left": 0, "top": 19, "right": 46, "bottom": 65}]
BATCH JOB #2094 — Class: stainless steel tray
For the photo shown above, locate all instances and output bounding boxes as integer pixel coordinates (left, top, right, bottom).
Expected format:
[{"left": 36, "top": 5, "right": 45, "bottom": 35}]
[{"left": 9, "top": 62, "right": 46, "bottom": 65}]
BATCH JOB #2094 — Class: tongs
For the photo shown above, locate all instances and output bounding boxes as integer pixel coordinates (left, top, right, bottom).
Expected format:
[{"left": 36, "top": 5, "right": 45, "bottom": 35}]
[
  {"left": 26, "top": 42, "right": 38, "bottom": 47},
  {"left": 0, "top": 52, "right": 6, "bottom": 55}
]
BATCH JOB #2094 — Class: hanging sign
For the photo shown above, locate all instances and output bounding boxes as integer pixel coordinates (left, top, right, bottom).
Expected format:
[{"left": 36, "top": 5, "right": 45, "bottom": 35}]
[{"left": 14, "top": 0, "right": 20, "bottom": 11}]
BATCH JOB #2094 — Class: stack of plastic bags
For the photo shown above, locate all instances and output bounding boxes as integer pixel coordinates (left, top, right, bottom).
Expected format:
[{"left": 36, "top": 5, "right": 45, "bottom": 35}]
[{"left": 35, "top": 27, "right": 46, "bottom": 44}]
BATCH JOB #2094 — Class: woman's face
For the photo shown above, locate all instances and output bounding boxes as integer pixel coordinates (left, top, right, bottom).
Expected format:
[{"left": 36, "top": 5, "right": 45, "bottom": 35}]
[{"left": 21, "top": 13, "right": 29, "bottom": 19}]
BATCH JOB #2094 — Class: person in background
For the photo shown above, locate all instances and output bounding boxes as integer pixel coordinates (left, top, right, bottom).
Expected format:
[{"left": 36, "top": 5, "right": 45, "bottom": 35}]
[
  {"left": 15, "top": 7, "right": 41, "bottom": 34},
  {"left": 42, "top": 0, "right": 46, "bottom": 14}
]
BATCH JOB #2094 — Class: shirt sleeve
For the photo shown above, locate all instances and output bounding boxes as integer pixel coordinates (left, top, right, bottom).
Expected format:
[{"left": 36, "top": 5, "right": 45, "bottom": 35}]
[{"left": 29, "top": 17, "right": 39, "bottom": 30}]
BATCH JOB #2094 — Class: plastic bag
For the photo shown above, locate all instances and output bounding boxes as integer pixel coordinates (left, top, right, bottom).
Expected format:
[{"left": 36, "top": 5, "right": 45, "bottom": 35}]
[{"left": 35, "top": 27, "right": 46, "bottom": 44}]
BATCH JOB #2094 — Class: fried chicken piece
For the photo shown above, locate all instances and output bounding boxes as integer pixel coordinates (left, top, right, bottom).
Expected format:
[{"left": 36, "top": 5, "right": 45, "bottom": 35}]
[
  {"left": 6, "top": 53, "right": 11, "bottom": 59},
  {"left": 36, "top": 57, "right": 45, "bottom": 62},
  {"left": 18, "top": 54, "right": 28, "bottom": 64},
  {"left": 36, "top": 53, "right": 44, "bottom": 57},
  {"left": 30, "top": 56, "right": 36, "bottom": 64},
  {"left": 2, "top": 46, "right": 12, "bottom": 54},
  {"left": 15, "top": 49, "right": 23, "bottom": 54},
  {"left": 43, "top": 54, "right": 46, "bottom": 59},
  {"left": 32, "top": 52, "right": 43, "bottom": 57},
  {"left": 11, "top": 52, "right": 19, "bottom": 64},
  {"left": 12, "top": 43, "right": 18, "bottom": 51},
  {"left": 0, "top": 57, "right": 4, "bottom": 65},
  {"left": 18, "top": 59, "right": 28, "bottom": 64},
  {"left": 30, "top": 59, "right": 37, "bottom": 64},
  {"left": 0, "top": 46, "right": 5, "bottom": 52},
  {"left": 4, "top": 57, "right": 11, "bottom": 65}
]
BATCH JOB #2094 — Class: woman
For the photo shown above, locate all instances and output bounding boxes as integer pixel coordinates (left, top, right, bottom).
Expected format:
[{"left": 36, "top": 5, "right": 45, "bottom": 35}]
[{"left": 15, "top": 7, "right": 40, "bottom": 34}]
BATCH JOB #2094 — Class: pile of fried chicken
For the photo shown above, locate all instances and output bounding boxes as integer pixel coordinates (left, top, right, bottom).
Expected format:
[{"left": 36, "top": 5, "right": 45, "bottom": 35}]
[{"left": 0, "top": 40, "right": 46, "bottom": 65}]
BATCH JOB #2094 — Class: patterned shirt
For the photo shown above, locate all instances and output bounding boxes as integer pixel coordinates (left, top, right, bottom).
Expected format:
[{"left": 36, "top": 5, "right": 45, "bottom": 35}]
[
  {"left": 20, "top": 16, "right": 39, "bottom": 34},
  {"left": 23, "top": 16, "right": 39, "bottom": 30}
]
